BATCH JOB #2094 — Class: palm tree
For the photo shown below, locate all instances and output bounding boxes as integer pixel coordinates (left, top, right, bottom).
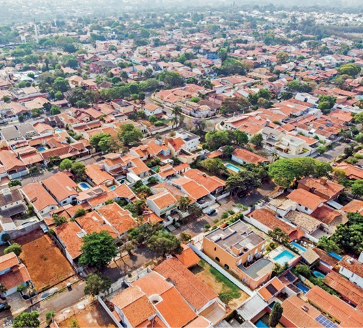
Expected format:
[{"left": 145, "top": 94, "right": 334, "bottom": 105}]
[{"left": 171, "top": 105, "right": 182, "bottom": 127}]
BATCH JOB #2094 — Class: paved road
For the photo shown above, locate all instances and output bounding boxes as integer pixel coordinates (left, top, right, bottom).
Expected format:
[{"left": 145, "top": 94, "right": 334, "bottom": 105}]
[
  {"left": 0, "top": 281, "right": 86, "bottom": 327},
  {"left": 314, "top": 141, "right": 348, "bottom": 162}
]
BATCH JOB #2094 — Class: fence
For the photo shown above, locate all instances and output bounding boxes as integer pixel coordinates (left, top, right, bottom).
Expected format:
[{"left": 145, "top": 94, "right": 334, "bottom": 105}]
[{"left": 189, "top": 244, "right": 254, "bottom": 296}]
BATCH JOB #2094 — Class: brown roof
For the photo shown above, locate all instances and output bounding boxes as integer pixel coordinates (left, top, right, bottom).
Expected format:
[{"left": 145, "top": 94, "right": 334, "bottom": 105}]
[
  {"left": 298, "top": 177, "right": 344, "bottom": 200},
  {"left": 306, "top": 286, "right": 363, "bottom": 327},
  {"left": 21, "top": 183, "right": 58, "bottom": 212},
  {"left": 0, "top": 263, "right": 31, "bottom": 290},
  {"left": 311, "top": 205, "right": 342, "bottom": 225},
  {"left": 148, "top": 191, "right": 177, "bottom": 210},
  {"left": 324, "top": 271, "right": 363, "bottom": 312},
  {"left": 312, "top": 247, "right": 339, "bottom": 268},
  {"left": 76, "top": 211, "right": 118, "bottom": 238},
  {"left": 54, "top": 222, "right": 83, "bottom": 259},
  {"left": 287, "top": 189, "right": 325, "bottom": 211},
  {"left": 258, "top": 277, "right": 285, "bottom": 301},
  {"left": 339, "top": 256, "right": 363, "bottom": 277},
  {"left": 249, "top": 208, "right": 305, "bottom": 240},
  {"left": 175, "top": 245, "right": 200, "bottom": 268},
  {"left": 341, "top": 199, "right": 363, "bottom": 215},
  {"left": 335, "top": 163, "right": 363, "bottom": 180},
  {"left": 42, "top": 172, "right": 78, "bottom": 202},
  {"left": 232, "top": 148, "right": 269, "bottom": 165},
  {"left": 85, "top": 164, "right": 113, "bottom": 185},
  {"left": 184, "top": 169, "right": 225, "bottom": 193},
  {"left": 154, "top": 257, "right": 217, "bottom": 311},
  {"left": 97, "top": 203, "right": 136, "bottom": 235},
  {"left": 0, "top": 252, "right": 18, "bottom": 272}
]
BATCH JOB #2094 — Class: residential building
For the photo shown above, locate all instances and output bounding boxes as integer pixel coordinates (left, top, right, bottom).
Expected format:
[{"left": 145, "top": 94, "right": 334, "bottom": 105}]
[
  {"left": 338, "top": 256, "right": 363, "bottom": 288},
  {"left": 231, "top": 148, "right": 269, "bottom": 165}
]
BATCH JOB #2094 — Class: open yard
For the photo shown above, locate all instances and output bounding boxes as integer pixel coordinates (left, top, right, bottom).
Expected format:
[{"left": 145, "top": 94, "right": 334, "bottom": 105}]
[
  {"left": 16, "top": 230, "right": 75, "bottom": 291},
  {"left": 191, "top": 260, "right": 249, "bottom": 309},
  {"left": 58, "top": 302, "right": 116, "bottom": 328}
]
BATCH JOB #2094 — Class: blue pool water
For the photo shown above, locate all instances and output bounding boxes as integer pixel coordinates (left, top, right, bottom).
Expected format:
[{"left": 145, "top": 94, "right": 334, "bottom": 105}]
[
  {"left": 313, "top": 271, "right": 326, "bottom": 278},
  {"left": 296, "top": 282, "right": 310, "bottom": 293},
  {"left": 291, "top": 242, "right": 306, "bottom": 253},
  {"left": 225, "top": 163, "right": 241, "bottom": 173},
  {"left": 79, "top": 182, "right": 90, "bottom": 190},
  {"left": 55, "top": 128, "right": 64, "bottom": 133},
  {"left": 273, "top": 250, "right": 295, "bottom": 265},
  {"left": 109, "top": 185, "right": 116, "bottom": 190},
  {"left": 37, "top": 146, "right": 47, "bottom": 152},
  {"left": 327, "top": 251, "right": 343, "bottom": 260},
  {"left": 255, "top": 319, "right": 268, "bottom": 328}
]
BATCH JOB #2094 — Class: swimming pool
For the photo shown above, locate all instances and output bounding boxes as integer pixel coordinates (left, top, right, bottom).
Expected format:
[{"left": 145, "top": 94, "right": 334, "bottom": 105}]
[
  {"left": 225, "top": 163, "right": 241, "bottom": 173},
  {"left": 79, "top": 182, "right": 91, "bottom": 190},
  {"left": 37, "top": 146, "right": 47, "bottom": 152},
  {"left": 327, "top": 251, "right": 343, "bottom": 260},
  {"left": 255, "top": 319, "right": 268, "bottom": 328},
  {"left": 296, "top": 282, "right": 310, "bottom": 293},
  {"left": 291, "top": 241, "right": 306, "bottom": 253},
  {"left": 109, "top": 185, "right": 116, "bottom": 191},
  {"left": 313, "top": 271, "right": 326, "bottom": 279},
  {"left": 55, "top": 128, "right": 64, "bottom": 133},
  {"left": 273, "top": 250, "right": 295, "bottom": 265}
]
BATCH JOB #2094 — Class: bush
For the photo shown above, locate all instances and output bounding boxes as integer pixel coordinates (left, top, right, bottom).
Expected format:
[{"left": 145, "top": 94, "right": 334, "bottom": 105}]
[
  {"left": 221, "top": 212, "right": 229, "bottom": 219},
  {"left": 204, "top": 224, "right": 211, "bottom": 230}
]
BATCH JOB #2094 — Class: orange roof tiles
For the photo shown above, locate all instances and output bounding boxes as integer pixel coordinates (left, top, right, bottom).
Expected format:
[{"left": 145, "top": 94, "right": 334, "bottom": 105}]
[
  {"left": 341, "top": 199, "right": 363, "bottom": 215},
  {"left": 54, "top": 222, "right": 83, "bottom": 259},
  {"left": 336, "top": 163, "right": 363, "bottom": 180},
  {"left": 184, "top": 169, "right": 225, "bottom": 193},
  {"left": 132, "top": 271, "right": 172, "bottom": 297},
  {"left": 306, "top": 286, "right": 363, "bottom": 327},
  {"left": 0, "top": 263, "right": 31, "bottom": 290},
  {"left": 232, "top": 148, "right": 269, "bottom": 165},
  {"left": 0, "top": 252, "right": 18, "bottom": 272},
  {"left": 287, "top": 189, "right": 325, "bottom": 211},
  {"left": 42, "top": 172, "right": 78, "bottom": 202},
  {"left": 175, "top": 245, "right": 200, "bottom": 268},
  {"left": 156, "top": 287, "right": 197, "bottom": 327},
  {"left": 185, "top": 316, "right": 211, "bottom": 328},
  {"left": 298, "top": 177, "right": 344, "bottom": 200},
  {"left": 154, "top": 257, "right": 217, "bottom": 311},
  {"left": 76, "top": 211, "right": 118, "bottom": 238},
  {"left": 258, "top": 277, "right": 285, "bottom": 301},
  {"left": 97, "top": 203, "right": 137, "bottom": 235},
  {"left": 21, "top": 183, "right": 58, "bottom": 212},
  {"left": 311, "top": 205, "right": 342, "bottom": 225},
  {"left": 148, "top": 191, "right": 177, "bottom": 210},
  {"left": 85, "top": 164, "right": 113, "bottom": 185}
]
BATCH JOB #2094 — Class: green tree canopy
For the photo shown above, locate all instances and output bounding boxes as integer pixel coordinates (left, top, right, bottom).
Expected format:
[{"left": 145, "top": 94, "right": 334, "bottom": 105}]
[
  {"left": 13, "top": 311, "right": 40, "bottom": 328},
  {"left": 4, "top": 243, "right": 22, "bottom": 256},
  {"left": 226, "top": 170, "right": 262, "bottom": 195},
  {"left": 79, "top": 231, "right": 118, "bottom": 269},
  {"left": 269, "top": 302, "right": 283, "bottom": 327},
  {"left": 148, "top": 230, "right": 182, "bottom": 256},
  {"left": 84, "top": 273, "right": 112, "bottom": 297},
  {"left": 118, "top": 123, "right": 143, "bottom": 147},
  {"left": 60, "top": 159, "right": 72, "bottom": 171},
  {"left": 268, "top": 157, "right": 332, "bottom": 187}
]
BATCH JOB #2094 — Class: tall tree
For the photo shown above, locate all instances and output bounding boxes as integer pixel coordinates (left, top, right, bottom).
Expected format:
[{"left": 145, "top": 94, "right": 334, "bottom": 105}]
[
  {"left": 13, "top": 312, "right": 40, "bottom": 328},
  {"left": 84, "top": 273, "right": 112, "bottom": 297},
  {"left": 79, "top": 231, "right": 118, "bottom": 269},
  {"left": 269, "top": 302, "right": 283, "bottom": 328}
]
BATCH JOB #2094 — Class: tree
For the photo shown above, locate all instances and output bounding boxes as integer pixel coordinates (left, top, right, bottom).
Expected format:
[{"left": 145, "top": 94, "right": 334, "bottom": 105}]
[
  {"left": 13, "top": 311, "right": 40, "bottom": 328},
  {"left": 269, "top": 302, "right": 283, "bottom": 327},
  {"left": 4, "top": 243, "right": 22, "bottom": 256},
  {"left": 318, "top": 95, "right": 336, "bottom": 114},
  {"left": 218, "top": 58, "right": 246, "bottom": 76},
  {"left": 223, "top": 145, "right": 235, "bottom": 158},
  {"left": 268, "top": 228, "right": 289, "bottom": 245},
  {"left": 45, "top": 311, "right": 55, "bottom": 325},
  {"left": 53, "top": 77, "right": 69, "bottom": 92},
  {"left": 316, "top": 146, "right": 327, "bottom": 154},
  {"left": 233, "top": 130, "right": 249, "bottom": 146},
  {"left": 317, "top": 236, "right": 341, "bottom": 253},
  {"left": 276, "top": 52, "right": 289, "bottom": 64},
  {"left": 268, "top": 158, "right": 332, "bottom": 187},
  {"left": 71, "top": 162, "right": 86, "bottom": 181},
  {"left": 205, "top": 130, "right": 230, "bottom": 150},
  {"left": 330, "top": 212, "right": 363, "bottom": 255},
  {"left": 148, "top": 231, "right": 182, "bottom": 256},
  {"left": 178, "top": 196, "right": 191, "bottom": 212},
  {"left": 220, "top": 97, "right": 250, "bottom": 114},
  {"left": 351, "top": 180, "right": 363, "bottom": 198},
  {"left": 52, "top": 214, "right": 67, "bottom": 226},
  {"left": 79, "top": 231, "right": 118, "bottom": 269},
  {"left": 84, "top": 273, "right": 112, "bottom": 297},
  {"left": 338, "top": 63, "right": 361, "bottom": 77},
  {"left": 60, "top": 159, "right": 72, "bottom": 171},
  {"left": 128, "top": 223, "right": 162, "bottom": 245},
  {"left": 158, "top": 71, "right": 184, "bottom": 88},
  {"left": 74, "top": 208, "right": 86, "bottom": 218},
  {"left": 199, "top": 158, "right": 227, "bottom": 176},
  {"left": 250, "top": 134, "right": 263, "bottom": 148},
  {"left": 50, "top": 106, "right": 61, "bottom": 115},
  {"left": 118, "top": 123, "right": 143, "bottom": 147},
  {"left": 8, "top": 179, "right": 21, "bottom": 187},
  {"left": 226, "top": 171, "right": 261, "bottom": 195}
]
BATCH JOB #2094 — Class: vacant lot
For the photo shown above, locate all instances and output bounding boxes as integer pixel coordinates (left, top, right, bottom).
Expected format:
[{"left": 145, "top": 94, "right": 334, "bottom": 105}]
[
  {"left": 16, "top": 230, "right": 75, "bottom": 291},
  {"left": 191, "top": 260, "right": 249, "bottom": 309},
  {"left": 58, "top": 303, "right": 116, "bottom": 328}
]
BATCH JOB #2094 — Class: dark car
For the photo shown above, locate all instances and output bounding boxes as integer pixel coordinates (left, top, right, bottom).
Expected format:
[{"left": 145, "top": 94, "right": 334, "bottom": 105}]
[{"left": 207, "top": 209, "right": 216, "bottom": 216}]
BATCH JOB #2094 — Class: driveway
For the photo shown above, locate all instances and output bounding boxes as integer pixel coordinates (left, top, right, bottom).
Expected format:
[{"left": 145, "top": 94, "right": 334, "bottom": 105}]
[
  {"left": 20, "top": 169, "right": 57, "bottom": 185},
  {"left": 314, "top": 141, "right": 348, "bottom": 162}
]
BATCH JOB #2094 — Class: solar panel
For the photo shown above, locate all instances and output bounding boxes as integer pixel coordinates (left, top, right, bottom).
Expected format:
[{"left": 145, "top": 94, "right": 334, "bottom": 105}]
[
  {"left": 266, "top": 284, "right": 278, "bottom": 295},
  {"left": 315, "top": 314, "right": 337, "bottom": 328}
]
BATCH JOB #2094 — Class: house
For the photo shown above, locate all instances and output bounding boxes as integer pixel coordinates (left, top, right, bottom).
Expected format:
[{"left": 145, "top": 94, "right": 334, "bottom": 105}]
[
  {"left": 341, "top": 199, "right": 363, "bottom": 215},
  {"left": 54, "top": 221, "right": 85, "bottom": 266},
  {"left": 335, "top": 163, "right": 363, "bottom": 180},
  {"left": 21, "top": 183, "right": 58, "bottom": 217},
  {"left": 231, "top": 148, "right": 269, "bottom": 166},
  {"left": 146, "top": 190, "right": 178, "bottom": 218},
  {"left": 175, "top": 131, "right": 200, "bottom": 153},
  {"left": 42, "top": 172, "right": 79, "bottom": 206},
  {"left": 323, "top": 271, "right": 363, "bottom": 311},
  {"left": 338, "top": 256, "right": 363, "bottom": 288},
  {"left": 306, "top": 286, "right": 363, "bottom": 328},
  {"left": 247, "top": 208, "right": 305, "bottom": 241},
  {"left": 75, "top": 210, "right": 118, "bottom": 238},
  {"left": 85, "top": 164, "right": 114, "bottom": 187},
  {"left": 0, "top": 150, "right": 28, "bottom": 179},
  {"left": 312, "top": 247, "right": 340, "bottom": 274},
  {"left": 287, "top": 189, "right": 325, "bottom": 215},
  {"left": 143, "top": 103, "right": 163, "bottom": 117},
  {"left": 298, "top": 177, "right": 344, "bottom": 201},
  {"left": 203, "top": 220, "right": 273, "bottom": 289},
  {"left": 0, "top": 187, "right": 27, "bottom": 221},
  {"left": 0, "top": 252, "right": 32, "bottom": 296}
]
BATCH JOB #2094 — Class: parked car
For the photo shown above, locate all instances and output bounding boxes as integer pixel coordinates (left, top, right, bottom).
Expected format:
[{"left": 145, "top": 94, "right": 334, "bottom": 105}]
[{"left": 207, "top": 209, "right": 216, "bottom": 216}]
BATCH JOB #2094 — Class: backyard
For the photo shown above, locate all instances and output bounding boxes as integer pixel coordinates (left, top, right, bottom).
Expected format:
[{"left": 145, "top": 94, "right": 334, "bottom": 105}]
[
  {"left": 16, "top": 230, "right": 75, "bottom": 291},
  {"left": 191, "top": 260, "right": 249, "bottom": 309},
  {"left": 58, "top": 302, "right": 116, "bottom": 328}
]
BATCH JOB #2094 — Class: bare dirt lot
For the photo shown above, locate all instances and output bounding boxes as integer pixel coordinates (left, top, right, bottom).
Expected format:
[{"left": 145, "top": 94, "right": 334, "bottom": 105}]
[
  {"left": 16, "top": 230, "right": 75, "bottom": 291},
  {"left": 191, "top": 260, "right": 249, "bottom": 309},
  {"left": 58, "top": 302, "right": 116, "bottom": 328}
]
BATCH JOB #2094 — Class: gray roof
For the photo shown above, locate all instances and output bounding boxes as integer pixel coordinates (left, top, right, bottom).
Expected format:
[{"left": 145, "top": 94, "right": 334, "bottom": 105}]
[
  {"left": 206, "top": 220, "right": 265, "bottom": 257},
  {"left": 17, "top": 123, "right": 37, "bottom": 138},
  {"left": 1, "top": 125, "right": 22, "bottom": 141},
  {"left": 237, "top": 293, "right": 268, "bottom": 321},
  {"left": 0, "top": 188, "right": 23, "bottom": 207},
  {"left": 238, "top": 258, "right": 274, "bottom": 280}
]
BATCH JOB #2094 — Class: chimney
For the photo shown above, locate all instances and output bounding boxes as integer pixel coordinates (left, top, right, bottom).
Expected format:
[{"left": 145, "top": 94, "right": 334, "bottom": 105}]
[{"left": 320, "top": 177, "right": 328, "bottom": 185}]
